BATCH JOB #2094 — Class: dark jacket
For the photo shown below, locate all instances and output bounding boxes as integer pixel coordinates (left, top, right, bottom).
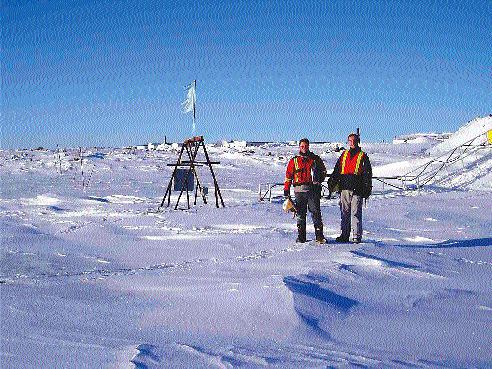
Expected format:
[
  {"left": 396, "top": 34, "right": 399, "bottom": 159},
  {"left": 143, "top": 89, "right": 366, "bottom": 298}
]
[{"left": 328, "top": 147, "right": 372, "bottom": 198}]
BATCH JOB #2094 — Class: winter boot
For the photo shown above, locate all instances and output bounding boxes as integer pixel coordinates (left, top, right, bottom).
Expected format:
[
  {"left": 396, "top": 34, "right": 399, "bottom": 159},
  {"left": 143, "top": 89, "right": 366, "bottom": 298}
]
[
  {"left": 296, "top": 224, "right": 306, "bottom": 243},
  {"left": 315, "top": 225, "right": 326, "bottom": 244},
  {"left": 335, "top": 235, "right": 349, "bottom": 243}
]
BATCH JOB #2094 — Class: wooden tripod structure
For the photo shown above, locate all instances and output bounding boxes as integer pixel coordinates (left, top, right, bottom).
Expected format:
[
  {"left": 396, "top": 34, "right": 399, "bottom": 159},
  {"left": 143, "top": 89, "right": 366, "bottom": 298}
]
[{"left": 160, "top": 136, "right": 225, "bottom": 210}]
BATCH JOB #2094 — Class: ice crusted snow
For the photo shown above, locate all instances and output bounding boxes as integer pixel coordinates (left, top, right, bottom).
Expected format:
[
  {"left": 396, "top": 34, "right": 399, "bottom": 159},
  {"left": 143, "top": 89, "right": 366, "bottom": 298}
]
[{"left": 1, "top": 119, "right": 491, "bottom": 368}]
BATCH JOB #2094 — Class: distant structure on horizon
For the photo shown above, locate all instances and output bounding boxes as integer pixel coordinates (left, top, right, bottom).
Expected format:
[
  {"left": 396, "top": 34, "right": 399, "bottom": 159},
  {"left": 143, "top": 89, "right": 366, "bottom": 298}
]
[{"left": 393, "top": 132, "right": 453, "bottom": 144}]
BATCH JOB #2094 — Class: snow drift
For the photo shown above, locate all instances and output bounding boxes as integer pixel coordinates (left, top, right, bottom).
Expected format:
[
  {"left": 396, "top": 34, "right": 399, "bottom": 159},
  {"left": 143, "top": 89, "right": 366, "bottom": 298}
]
[{"left": 429, "top": 115, "right": 492, "bottom": 155}]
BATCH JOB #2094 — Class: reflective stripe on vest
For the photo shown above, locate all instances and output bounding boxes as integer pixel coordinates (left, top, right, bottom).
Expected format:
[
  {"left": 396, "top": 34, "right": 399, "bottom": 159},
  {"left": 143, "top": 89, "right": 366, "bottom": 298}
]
[
  {"left": 340, "top": 150, "right": 364, "bottom": 175},
  {"left": 354, "top": 152, "right": 364, "bottom": 175},
  {"left": 340, "top": 151, "right": 349, "bottom": 174},
  {"left": 294, "top": 157, "right": 300, "bottom": 183}
]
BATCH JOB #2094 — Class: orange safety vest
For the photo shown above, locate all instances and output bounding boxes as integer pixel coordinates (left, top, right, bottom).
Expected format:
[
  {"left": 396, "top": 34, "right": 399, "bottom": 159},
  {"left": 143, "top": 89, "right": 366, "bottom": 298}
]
[
  {"left": 293, "top": 156, "right": 313, "bottom": 184},
  {"left": 284, "top": 155, "right": 317, "bottom": 191},
  {"left": 340, "top": 150, "right": 365, "bottom": 175}
]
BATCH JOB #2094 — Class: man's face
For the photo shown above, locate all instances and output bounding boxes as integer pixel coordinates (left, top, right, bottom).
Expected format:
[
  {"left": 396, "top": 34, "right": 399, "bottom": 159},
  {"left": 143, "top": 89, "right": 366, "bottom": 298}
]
[
  {"left": 348, "top": 136, "right": 358, "bottom": 149},
  {"left": 299, "top": 142, "right": 309, "bottom": 154}
]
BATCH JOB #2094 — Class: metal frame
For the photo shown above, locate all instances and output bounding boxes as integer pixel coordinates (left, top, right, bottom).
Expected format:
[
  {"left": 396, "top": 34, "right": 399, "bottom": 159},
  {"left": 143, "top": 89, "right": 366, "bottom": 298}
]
[{"left": 160, "top": 136, "right": 225, "bottom": 210}]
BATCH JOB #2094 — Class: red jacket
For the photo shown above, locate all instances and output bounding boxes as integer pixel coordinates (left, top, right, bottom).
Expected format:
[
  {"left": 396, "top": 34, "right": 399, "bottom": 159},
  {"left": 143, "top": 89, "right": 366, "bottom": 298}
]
[{"left": 284, "top": 152, "right": 326, "bottom": 192}]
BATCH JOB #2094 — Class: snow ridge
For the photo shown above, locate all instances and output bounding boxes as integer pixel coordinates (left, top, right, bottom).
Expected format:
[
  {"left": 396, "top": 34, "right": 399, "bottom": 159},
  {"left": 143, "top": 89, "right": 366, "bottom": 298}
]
[{"left": 429, "top": 115, "right": 492, "bottom": 155}]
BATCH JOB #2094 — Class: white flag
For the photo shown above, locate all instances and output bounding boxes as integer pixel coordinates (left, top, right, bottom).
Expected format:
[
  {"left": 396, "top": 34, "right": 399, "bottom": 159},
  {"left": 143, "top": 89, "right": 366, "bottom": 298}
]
[{"left": 182, "top": 83, "right": 196, "bottom": 114}]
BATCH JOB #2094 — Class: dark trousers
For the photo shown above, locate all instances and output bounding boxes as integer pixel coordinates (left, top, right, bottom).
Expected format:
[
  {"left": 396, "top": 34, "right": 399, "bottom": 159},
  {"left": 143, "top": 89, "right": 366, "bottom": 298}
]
[{"left": 295, "top": 188, "right": 323, "bottom": 229}]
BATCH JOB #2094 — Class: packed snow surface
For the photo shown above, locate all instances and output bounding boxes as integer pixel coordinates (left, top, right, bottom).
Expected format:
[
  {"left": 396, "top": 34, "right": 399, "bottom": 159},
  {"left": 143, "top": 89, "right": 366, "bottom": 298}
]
[{"left": 1, "top": 121, "right": 491, "bottom": 368}]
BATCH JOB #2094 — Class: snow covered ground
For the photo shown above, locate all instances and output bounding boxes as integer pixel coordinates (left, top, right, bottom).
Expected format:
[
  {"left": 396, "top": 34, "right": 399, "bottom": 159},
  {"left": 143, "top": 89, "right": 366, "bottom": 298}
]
[{"left": 1, "top": 117, "right": 491, "bottom": 368}]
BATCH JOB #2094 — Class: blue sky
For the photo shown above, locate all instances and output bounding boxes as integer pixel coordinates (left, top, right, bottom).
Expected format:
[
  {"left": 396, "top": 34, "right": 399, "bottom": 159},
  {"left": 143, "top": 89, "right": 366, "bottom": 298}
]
[{"left": 2, "top": 0, "right": 491, "bottom": 148}]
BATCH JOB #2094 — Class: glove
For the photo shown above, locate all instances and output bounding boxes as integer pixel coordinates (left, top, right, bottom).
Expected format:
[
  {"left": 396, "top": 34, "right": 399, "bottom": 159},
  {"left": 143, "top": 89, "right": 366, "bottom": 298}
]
[
  {"left": 284, "top": 189, "right": 290, "bottom": 198},
  {"left": 328, "top": 178, "right": 339, "bottom": 194}
]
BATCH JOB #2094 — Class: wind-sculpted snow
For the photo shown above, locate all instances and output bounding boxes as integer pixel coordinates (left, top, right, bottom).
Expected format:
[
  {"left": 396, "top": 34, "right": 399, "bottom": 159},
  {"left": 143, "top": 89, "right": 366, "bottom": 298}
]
[
  {"left": 429, "top": 115, "right": 492, "bottom": 155},
  {"left": 129, "top": 340, "right": 430, "bottom": 368},
  {"left": 1, "top": 126, "right": 491, "bottom": 368},
  {"left": 283, "top": 242, "right": 491, "bottom": 367},
  {"left": 283, "top": 274, "right": 359, "bottom": 314}
]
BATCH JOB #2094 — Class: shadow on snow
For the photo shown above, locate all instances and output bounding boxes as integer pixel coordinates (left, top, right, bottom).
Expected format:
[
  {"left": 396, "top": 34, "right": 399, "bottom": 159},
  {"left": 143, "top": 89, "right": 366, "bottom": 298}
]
[
  {"left": 390, "top": 237, "right": 492, "bottom": 249},
  {"left": 283, "top": 273, "right": 359, "bottom": 337}
]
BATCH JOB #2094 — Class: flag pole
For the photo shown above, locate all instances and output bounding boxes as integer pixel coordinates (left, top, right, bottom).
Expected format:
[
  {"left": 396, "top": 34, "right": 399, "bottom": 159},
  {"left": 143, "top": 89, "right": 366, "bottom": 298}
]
[{"left": 192, "top": 79, "right": 196, "bottom": 135}]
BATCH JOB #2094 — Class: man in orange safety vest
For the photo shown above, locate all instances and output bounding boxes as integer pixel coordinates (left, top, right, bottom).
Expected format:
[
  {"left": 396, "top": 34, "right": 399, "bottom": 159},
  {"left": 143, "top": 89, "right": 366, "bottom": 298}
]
[
  {"left": 328, "top": 133, "right": 372, "bottom": 243},
  {"left": 284, "top": 138, "right": 327, "bottom": 243}
]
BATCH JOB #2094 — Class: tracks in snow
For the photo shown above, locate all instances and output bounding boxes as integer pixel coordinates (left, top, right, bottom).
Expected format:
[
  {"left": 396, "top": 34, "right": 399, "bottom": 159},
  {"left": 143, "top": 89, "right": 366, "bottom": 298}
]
[{"left": 0, "top": 240, "right": 331, "bottom": 285}]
